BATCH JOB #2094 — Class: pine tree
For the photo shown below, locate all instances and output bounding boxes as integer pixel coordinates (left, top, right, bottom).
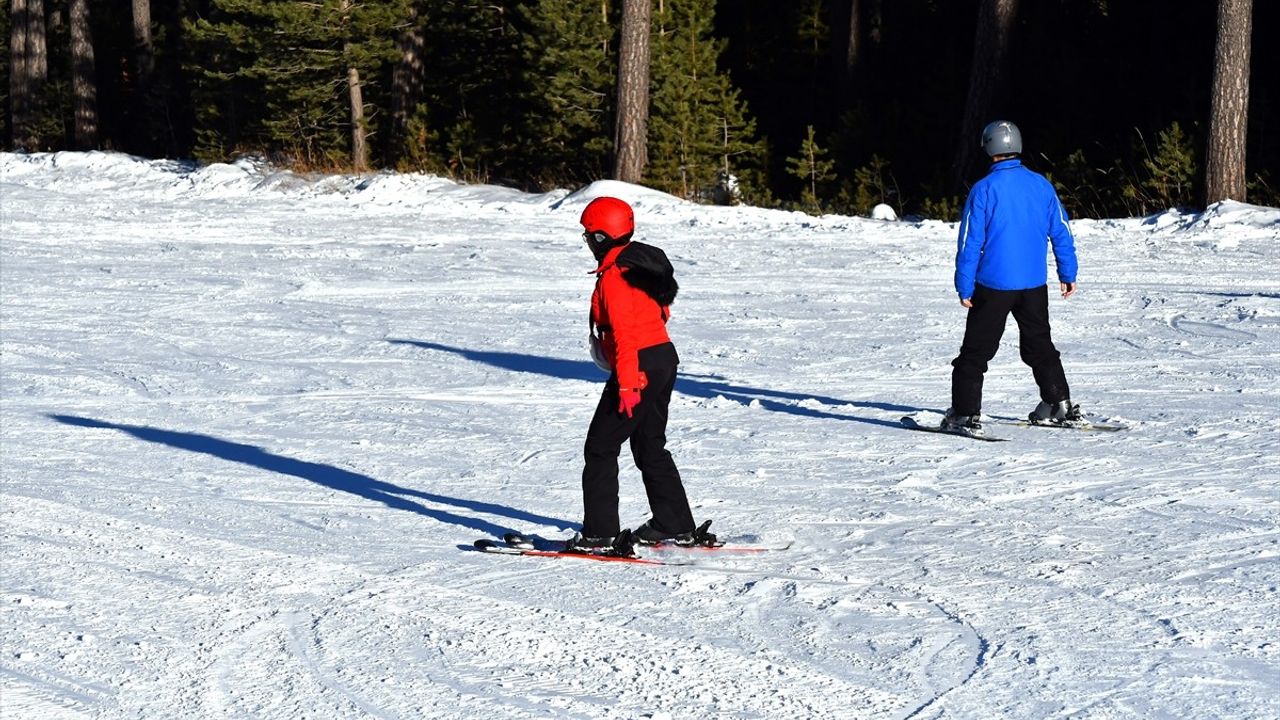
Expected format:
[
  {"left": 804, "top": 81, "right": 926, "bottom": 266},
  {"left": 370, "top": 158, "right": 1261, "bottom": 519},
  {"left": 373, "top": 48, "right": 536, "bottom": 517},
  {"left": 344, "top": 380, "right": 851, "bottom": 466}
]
[
  {"left": 186, "top": 0, "right": 410, "bottom": 168},
  {"left": 1137, "top": 121, "right": 1197, "bottom": 211},
  {"left": 648, "top": 0, "right": 767, "bottom": 204},
  {"left": 785, "top": 125, "right": 835, "bottom": 214},
  {"left": 517, "top": 0, "right": 615, "bottom": 186},
  {"left": 387, "top": 0, "right": 425, "bottom": 169},
  {"left": 847, "top": 154, "right": 894, "bottom": 215},
  {"left": 417, "top": 0, "right": 523, "bottom": 183}
]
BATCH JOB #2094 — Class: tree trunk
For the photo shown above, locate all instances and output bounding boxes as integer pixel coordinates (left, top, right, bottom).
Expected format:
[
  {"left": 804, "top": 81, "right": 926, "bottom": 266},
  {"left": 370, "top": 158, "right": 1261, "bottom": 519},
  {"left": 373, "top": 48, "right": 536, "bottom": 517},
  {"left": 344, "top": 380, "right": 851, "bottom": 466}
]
[
  {"left": 1204, "top": 0, "right": 1253, "bottom": 206},
  {"left": 348, "top": 66, "right": 368, "bottom": 172},
  {"left": 613, "top": 0, "right": 651, "bottom": 183},
  {"left": 829, "top": 0, "right": 860, "bottom": 105},
  {"left": 339, "top": 0, "right": 368, "bottom": 172},
  {"left": 131, "top": 0, "right": 153, "bottom": 152},
  {"left": 389, "top": 4, "right": 425, "bottom": 167},
  {"left": 952, "top": 0, "right": 1020, "bottom": 190},
  {"left": 867, "top": 0, "right": 882, "bottom": 45},
  {"left": 28, "top": 0, "right": 47, "bottom": 81},
  {"left": 9, "top": 0, "right": 32, "bottom": 149},
  {"left": 132, "top": 0, "right": 153, "bottom": 83},
  {"left": 8, "top": 0, "right": 48, "bottom": 150},
  {"left": 70, "top": 0, "right": 99, "bottom": 149}
]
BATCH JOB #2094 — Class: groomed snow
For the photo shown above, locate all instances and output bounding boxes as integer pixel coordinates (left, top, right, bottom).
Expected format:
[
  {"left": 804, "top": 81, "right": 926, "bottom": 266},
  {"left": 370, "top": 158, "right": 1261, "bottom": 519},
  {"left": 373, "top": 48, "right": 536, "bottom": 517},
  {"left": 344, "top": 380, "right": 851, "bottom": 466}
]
[{"left": 2, "top": 151, "right": 1278, "bottom": 719}]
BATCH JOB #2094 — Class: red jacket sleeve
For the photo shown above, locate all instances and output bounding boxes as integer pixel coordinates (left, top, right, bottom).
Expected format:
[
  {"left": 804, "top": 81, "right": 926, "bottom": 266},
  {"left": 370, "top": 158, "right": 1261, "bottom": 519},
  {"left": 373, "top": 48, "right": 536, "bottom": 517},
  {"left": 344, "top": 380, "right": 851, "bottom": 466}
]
[{"left": 600, "top": 267, "right": 645, "bottom": 390}]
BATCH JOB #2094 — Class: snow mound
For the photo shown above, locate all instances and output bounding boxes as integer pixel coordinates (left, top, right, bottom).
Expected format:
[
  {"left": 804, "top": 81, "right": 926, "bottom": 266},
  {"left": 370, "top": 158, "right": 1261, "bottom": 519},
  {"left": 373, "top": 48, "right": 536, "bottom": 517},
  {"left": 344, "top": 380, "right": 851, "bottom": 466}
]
[
  {"left": 1, "top": 151, "right": 571, "bottom": 210},
  {"left": 1134, "top": 200, "right": 1280, "bottom": 249},
  {"left": 554, "top": 179, "right": 687, "bottom": 211},
  {"left": 871, "top": 203, "right": 898, "bottom": 221},
  {"left": 352, "top": 172, "right": 568, "bottom": 210},
  {"left": 1190, "top": 200, "right": 1280, "bottom": 232}
]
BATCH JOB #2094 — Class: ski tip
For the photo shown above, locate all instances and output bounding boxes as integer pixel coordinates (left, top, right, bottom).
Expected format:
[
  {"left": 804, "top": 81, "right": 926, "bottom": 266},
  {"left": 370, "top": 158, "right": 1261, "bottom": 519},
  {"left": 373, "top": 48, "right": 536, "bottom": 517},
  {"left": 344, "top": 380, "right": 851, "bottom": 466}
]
[{"left": 474, "top": 539, "right": 498, "bottom": 550}]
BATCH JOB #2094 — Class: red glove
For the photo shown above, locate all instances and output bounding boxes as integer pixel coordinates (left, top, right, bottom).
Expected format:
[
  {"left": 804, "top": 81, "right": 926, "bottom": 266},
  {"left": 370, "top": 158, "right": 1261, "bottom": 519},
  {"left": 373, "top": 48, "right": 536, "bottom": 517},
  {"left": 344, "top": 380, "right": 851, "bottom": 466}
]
[{"left": 618, "top": 389, "right": 642, "bottom": 418}]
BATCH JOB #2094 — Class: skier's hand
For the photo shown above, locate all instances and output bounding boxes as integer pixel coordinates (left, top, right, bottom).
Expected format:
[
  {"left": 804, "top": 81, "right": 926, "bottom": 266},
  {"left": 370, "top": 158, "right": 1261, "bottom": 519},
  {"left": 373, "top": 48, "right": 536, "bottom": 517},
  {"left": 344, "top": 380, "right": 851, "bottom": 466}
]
[
  {"left": 1060, "top": 282, "right": 1077, "bottom": 299},
  {"left": 618, "top": 389, "right": 642, "bottom": 418},
  {"left": 960, "top": 297, "right": 973, "bottom": 308}
]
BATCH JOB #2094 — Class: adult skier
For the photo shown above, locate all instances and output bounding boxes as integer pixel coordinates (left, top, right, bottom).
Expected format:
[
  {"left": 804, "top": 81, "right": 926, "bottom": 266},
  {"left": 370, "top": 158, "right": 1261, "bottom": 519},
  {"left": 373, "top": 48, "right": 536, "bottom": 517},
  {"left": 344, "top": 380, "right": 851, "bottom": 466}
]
[
  {"left": 945, "top": 121, "right": 1082, "bottom": 433},
  {"left": 570, "top": 196, "right": 708, "bottom": 551}
]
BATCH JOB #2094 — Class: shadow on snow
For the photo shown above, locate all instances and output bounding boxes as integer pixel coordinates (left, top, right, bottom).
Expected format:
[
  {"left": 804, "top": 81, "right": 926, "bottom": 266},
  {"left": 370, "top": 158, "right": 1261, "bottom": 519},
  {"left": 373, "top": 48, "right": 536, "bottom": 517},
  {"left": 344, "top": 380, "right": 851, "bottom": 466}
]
[
  {"left": 388, "top": 339, "right": 929, "bottom": 429},
  {"left": 48, "top": 414, "right": 576, "bottom": 536}
]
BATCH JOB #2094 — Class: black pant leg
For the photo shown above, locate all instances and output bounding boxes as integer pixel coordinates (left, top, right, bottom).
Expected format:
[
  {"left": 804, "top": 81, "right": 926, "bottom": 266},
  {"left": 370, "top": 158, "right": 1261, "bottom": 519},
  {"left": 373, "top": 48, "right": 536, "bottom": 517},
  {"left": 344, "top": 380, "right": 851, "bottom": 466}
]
[
  {"left": 580, "top": 343, "right": 693, "bottom": 537},
  {"left": 951, "top": 285, "right": 1016, "bottom": 415},
  {"left": 628, "top": 356, "right": 695, "bottom": 534},
  {"left": 581, "top": 379, "right": 637, "bottom": 538},
  {"left": 1011, "top": 285, "right": 1071, "bottom": 403}
]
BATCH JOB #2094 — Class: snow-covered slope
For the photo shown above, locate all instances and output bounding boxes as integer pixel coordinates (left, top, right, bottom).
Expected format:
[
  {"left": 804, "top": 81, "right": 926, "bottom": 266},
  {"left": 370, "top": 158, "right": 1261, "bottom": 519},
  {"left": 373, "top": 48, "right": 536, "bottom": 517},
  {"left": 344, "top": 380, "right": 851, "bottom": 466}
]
[{"left": 2, "top": 151, "right": 1278, "bottom": 719}]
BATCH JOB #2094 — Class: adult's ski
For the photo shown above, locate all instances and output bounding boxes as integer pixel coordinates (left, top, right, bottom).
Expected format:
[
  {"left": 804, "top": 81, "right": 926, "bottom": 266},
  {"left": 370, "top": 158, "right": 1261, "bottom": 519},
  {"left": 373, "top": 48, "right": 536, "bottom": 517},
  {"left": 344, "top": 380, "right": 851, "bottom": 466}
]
[
  {"left": 643, "top": 540, "right": 793, "bottom": 553},
  {"left": 900, "top": 415, "right": 1007, "bottom": 442},
  {"left": 1003, "top": 419, "right": 1128, "bottom": 432}
]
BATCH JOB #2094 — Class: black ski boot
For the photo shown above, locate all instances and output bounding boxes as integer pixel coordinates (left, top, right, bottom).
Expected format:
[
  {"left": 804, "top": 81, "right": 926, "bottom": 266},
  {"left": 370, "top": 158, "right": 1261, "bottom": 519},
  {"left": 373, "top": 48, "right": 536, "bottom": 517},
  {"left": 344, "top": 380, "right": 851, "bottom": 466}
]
[
  {"left": 565, "top": 530, "right": 637, "bottom": 557},
  {"left": 1029, "top": 400, "right": 1084, "bottom": 426},
  {"left": 635, "top": 519, "right": 719, "bottom": 547},
  {"left": 941, "top": 409, "right": 985, "bottom": 435}
]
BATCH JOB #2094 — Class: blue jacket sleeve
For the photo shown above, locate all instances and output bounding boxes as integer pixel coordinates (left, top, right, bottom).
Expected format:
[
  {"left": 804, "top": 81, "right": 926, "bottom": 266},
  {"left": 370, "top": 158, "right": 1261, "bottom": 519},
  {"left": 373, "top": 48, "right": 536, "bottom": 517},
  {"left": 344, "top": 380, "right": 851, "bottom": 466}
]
[
  {"left": 954, "top": 187, "right": 986, "bottom": 298},
  {"left": 1047, "top": 192, "right": 1078, "bottom": 283}
]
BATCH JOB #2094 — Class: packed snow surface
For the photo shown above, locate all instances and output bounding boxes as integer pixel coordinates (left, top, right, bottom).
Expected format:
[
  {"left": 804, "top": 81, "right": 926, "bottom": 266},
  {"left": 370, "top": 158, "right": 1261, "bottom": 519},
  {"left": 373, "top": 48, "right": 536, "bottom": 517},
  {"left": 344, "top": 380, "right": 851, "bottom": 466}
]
[{"left": 2, "top": 151, "right": 1279, "bottom": 719}]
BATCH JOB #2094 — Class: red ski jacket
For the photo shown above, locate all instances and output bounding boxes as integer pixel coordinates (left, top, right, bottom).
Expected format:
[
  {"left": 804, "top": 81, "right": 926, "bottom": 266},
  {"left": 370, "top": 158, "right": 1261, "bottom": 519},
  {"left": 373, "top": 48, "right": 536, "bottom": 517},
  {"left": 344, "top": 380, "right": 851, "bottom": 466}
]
[{"left": 591, "top": 244, "right": 672, "bottom": 392}]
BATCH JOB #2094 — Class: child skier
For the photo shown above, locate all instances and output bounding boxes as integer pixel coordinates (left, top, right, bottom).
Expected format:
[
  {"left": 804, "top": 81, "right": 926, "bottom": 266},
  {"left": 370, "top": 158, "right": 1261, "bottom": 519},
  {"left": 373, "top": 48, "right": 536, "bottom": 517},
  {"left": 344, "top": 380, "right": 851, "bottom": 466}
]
[
  {"left": 946, "top": 121, "right": 1082, "bottom": 434},
  {"left": 570, "top": 196, "right": 710, "bottom": 552}
]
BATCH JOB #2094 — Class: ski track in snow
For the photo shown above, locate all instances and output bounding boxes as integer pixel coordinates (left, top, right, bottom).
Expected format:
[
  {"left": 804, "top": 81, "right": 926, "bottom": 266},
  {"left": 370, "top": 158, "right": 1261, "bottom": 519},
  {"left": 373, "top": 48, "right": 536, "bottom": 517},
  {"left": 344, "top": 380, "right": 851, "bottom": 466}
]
[{"left": 2, "top": 152, "right": 1279, "bottom": 718}]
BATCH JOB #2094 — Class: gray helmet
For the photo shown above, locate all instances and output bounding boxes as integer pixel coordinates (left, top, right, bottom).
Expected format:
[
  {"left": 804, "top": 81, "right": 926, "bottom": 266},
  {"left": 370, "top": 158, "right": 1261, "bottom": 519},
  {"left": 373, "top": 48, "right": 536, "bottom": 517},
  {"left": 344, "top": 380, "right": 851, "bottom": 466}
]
[{"left": 981, "top": 120, "right": 1022, "bottom": 157}]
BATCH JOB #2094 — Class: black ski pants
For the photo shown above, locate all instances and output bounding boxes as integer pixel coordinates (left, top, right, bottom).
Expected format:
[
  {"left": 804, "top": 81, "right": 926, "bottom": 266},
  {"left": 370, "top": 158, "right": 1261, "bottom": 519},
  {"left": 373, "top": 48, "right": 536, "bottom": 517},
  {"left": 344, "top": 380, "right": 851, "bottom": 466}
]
[
  {"left": 951, "top": 284, "right": 1070, "bottom": 416},
  {"left": 581, "top": 342, "right": 694, "bottom": 539}
]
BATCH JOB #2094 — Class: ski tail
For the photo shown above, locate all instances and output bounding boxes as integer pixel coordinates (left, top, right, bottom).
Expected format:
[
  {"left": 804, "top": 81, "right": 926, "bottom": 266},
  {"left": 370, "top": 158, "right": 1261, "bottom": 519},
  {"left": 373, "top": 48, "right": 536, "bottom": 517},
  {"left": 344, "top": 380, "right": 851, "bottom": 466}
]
[{"left": 900, "top": 415, "right": 1007, "bottom": 442}]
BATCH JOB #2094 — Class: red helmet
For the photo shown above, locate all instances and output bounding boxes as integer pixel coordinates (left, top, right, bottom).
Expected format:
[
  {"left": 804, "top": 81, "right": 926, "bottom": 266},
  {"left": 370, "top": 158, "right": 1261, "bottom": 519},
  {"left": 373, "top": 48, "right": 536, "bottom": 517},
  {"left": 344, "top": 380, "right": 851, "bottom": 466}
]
[{"left": 580, "top": 197, "right": 634, "bottom": 241}]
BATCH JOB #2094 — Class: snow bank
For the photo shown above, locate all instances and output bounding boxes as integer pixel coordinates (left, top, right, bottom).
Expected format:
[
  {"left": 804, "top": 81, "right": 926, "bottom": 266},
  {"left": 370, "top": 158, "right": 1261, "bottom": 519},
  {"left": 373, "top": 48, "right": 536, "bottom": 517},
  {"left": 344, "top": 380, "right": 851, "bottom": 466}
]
[{"left": 2, "top": 150, "right": 1279, "bottom": 719}]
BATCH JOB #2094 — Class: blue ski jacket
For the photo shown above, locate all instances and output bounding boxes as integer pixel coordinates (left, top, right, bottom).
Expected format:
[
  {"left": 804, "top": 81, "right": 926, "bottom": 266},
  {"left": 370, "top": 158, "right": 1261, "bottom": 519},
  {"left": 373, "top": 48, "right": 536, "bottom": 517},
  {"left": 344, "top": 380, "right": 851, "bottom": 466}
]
[{"left": 954, "top": 158, "right": 1078, "bottom": 299}]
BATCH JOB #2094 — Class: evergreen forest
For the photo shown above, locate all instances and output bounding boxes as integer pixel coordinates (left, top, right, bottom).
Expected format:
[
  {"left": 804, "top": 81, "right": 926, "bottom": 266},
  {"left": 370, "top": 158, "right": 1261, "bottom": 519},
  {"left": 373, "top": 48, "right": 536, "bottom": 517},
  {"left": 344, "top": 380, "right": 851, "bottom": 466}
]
[{"left": 4, "top": 0, "right": 1277, "bottom": 218}]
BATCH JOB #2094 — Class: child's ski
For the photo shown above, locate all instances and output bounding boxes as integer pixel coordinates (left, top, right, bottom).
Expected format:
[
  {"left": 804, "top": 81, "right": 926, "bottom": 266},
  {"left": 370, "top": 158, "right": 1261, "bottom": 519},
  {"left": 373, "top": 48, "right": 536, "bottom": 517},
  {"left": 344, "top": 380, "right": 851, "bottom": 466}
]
[
  {"left": 504, "top": 520, "right": 791, "bottom": 555},
  {"left": 472, "top": 538, "right": 688, "bottom": 566}
]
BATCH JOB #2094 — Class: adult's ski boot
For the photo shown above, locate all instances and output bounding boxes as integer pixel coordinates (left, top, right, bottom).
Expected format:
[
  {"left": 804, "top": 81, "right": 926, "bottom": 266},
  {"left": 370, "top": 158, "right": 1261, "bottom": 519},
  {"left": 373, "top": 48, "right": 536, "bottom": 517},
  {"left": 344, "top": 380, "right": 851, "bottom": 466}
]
[{"left": 1029, "top": 400, "right": 1084, "bottom": 426}]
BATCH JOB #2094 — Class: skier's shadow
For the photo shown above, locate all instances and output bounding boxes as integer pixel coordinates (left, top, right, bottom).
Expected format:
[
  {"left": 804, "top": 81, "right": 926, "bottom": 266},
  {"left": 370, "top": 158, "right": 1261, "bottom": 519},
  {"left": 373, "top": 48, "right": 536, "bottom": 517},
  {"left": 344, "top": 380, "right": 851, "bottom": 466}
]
[
  {"left": 48, "top": 415, "right": 576, "bottom": 536},
  {"left": 389, "top": 340, "right": 927, "bottom": 428}
]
